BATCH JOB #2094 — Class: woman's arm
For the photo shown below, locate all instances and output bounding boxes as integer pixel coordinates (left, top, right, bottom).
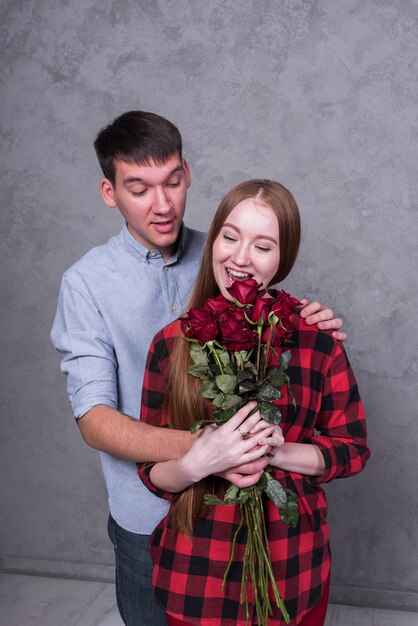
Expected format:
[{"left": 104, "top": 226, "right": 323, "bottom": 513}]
[
  {"left": 255, "top": 426, "right": 325, "bottom": 476},
  {"left": 149, "top": 402, "right": 277, "bottom": 493},
  {"left": 258, "top": 340, "right": 369, "bottom": 481},
  {"left": 268, "top": 441, "right": 325, "bottom": 476}
]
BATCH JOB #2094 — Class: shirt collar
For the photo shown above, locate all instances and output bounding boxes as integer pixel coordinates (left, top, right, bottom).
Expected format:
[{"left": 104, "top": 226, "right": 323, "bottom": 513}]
[{"left": 119, "top": 222, "right": 187, "bottom": 265}]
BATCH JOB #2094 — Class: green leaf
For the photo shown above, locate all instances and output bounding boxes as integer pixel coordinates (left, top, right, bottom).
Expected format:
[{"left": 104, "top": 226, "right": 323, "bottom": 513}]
[
  {"left": 259, "top": 402, "right": 282, "bottom": 424},
  {"left": 255, "top": 381, "right": 282, "bottom": 402},
  {"left": 264, "top": 476, "right": 287, "bottom": 506},
  {"left": 189, "top": 343, "right": 209, "bottom": 366},
  {"left": 243, "top": 361, "right": 258, "bottom": 375},
  {"left": 237, "top": 369, "right": 255, "bottom": 383},
  {"left": 187, "top": 364, "right": 208, "bottom": 379},
  {"left": 214, "top": 407, "right": 239, "bottom": 423},
  {"left": 212, "top": 393, "right": 227, "bottom": 408},
  {"left": 224, "top": 484, "right": 240, "bottom": 503},
  {"left": 215, "top": 374, "right": 237, "bottom": 394},
  {"left": 189, "top": 419, "right": 216, "bottom": 434},
  {"left": 234, "top": 487, "right": 253, "bottom": 503},
  {"left": 279, "top": 350, "right": 292, "bottom": 370},
  {"left": 279, "top": 490, "right": 299, "bottom": 528},
  {"left": 204, "top": 493, "right": 228, "bottom": 506},
  {"left": 217, "top": 348, "right": 231, "bottom": 368},
  {"left": 200, "top": 379, "right": 219, "bottom": 399},
  {"left": 266, "top": 367, "right": 285, "bottom": 388},
  {"left": 234, "top": 350, "right": 251, "bottom": 369},
  {"left": 238, "top": 380, "right": 257, "bottom": 394},
  {"left": 212, "top": 393, "right": 241, "bottom": 410},
  {"left": 224, "top": 394, "right": 242, "bottom": 409},
  {"left": 224, "top": 362, "right": 237, "bottom": 376}
]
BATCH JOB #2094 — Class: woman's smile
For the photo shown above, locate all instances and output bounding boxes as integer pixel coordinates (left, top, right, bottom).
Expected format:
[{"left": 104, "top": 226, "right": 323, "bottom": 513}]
[{"left": 212, "top": 197, "right": 281, "bottom": 300}]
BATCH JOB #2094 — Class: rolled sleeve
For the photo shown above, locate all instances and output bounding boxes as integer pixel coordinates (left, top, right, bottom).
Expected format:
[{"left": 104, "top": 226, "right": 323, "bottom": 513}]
[
  {"left": 136, "top": 324, "right": 180, "bottom": 501},
  {"left": 50, "top": 273, "right": 117, "bottom": 419},
  {"left": 137, "top": 462, "right": 176, "bottom": 501},
  {"left": 308, "top": 343, "right": 370, "bottom": 484}
]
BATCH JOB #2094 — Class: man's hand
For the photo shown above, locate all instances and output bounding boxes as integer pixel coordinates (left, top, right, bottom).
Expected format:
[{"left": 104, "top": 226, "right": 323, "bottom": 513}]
[
  {"left": 219, "top": 456, "right": 270, "bottom": 488},
  {"left": 219, "top": 423, "right": 285, "bottom": 487},
  {"left": 299, "top": 299, "right": 347, "bottom": 342}
]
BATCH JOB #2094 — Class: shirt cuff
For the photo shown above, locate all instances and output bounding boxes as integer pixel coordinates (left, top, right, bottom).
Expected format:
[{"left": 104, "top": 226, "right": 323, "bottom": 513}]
[
  {"left": 137, "top": 463, "right": 176, "bottom": 501},
  {"left": 308, "top": 435, "right": 339, "bottom": 484}
]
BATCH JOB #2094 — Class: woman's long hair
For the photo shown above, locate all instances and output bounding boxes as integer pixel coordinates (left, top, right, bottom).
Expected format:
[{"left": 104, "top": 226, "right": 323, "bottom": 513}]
[{"left": 167, "top": 180, "right": 301, "bottom": 535}]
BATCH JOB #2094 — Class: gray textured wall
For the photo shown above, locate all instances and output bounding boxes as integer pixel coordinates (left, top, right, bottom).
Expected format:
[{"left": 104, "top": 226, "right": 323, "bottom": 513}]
[{"left": 1, "top": 0, "right": 417, "bottom": 611}]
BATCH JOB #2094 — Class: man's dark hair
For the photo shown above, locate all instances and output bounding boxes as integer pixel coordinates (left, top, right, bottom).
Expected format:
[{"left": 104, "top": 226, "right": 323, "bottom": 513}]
[{"left": 94, "top": 111, "right": 183, "bottom": 185}]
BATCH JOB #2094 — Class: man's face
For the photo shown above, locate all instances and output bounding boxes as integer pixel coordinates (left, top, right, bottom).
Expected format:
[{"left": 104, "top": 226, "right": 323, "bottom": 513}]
[{"left": 100, "top": 154, "right": 191, "bottom": 261}]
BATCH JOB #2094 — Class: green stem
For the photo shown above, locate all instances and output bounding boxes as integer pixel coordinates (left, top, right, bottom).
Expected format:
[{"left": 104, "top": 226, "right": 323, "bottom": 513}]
[
  {"left": 251, "top": 502, "right": 290, "bottom": 623},
  {"left": 221, "top": 490, "right": 291, "bottom": 625},
  {"left": 248, "top": 503, "right": 268, "bottom": 626},
  {"left": 222, "top": 510, "right": 244, "bottom": 593},
  {"left": 256, "top": 322, "right": 263, "bottom": 381},
  {"left": 208, "top": 342, "right": 224, "bottom": 375}
]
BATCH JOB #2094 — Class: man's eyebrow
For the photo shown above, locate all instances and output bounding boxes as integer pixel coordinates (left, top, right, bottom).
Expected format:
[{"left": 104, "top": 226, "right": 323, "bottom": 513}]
[
  {"left": 124, "top": 166, "right": 184, "bottom": 186},
  {"left": 221, "top": 222, "right": 278, "bottom": 244}
]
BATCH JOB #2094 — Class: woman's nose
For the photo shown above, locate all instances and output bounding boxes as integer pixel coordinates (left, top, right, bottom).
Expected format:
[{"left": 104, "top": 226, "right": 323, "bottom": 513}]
[{"left": 231, "top": 244, "right": 250, "bottom": 266}]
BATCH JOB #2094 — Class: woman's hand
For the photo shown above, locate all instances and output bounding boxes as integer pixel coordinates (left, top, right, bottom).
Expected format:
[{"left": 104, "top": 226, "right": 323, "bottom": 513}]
[
  {"left": 178, "top": 401, "right": 274, "bottom": 484},
  {"left": 252, "top": 423, "right": 285, "bottom": 457},
  {"left": 216, "top": 421, "right": 284, "bottom": 486},
  {"left": 149, "top": 404, "right": 284, "bottom": 493}
]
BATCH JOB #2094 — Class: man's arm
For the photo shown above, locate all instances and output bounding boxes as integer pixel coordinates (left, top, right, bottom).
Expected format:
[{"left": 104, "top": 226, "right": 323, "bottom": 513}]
[
  {"left": 51, "top": 273, "right": 195, "bottom": 464},
  {"left": 78, "top": 404, "right": 195, "bottom": 463}
]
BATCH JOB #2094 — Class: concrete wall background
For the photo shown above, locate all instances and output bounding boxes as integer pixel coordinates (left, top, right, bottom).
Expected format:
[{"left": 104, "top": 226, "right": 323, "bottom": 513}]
[{"left": 1, "top": 0, "right": 417, "bottom": 610}]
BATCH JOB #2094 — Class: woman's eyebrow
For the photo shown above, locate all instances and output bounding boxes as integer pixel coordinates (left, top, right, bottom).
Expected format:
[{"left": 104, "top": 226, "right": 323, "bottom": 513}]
[{"left": 221, "top": 222, "right": 278, "bottom": 244}]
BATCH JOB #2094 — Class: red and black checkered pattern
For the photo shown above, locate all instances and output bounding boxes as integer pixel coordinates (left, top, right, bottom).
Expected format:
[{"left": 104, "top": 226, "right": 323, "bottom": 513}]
[{"left": 138, "top": 314, "right": 370, "bottom": 625}]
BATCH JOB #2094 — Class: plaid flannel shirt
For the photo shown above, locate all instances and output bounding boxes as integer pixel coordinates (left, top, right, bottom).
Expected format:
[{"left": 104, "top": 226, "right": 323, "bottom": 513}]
[{"left": 138, "top": 315, "right": 370, "bottom": 625}]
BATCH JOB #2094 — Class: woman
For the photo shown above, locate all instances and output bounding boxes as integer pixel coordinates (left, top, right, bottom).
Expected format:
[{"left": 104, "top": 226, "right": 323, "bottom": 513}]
[{"left": 137, "top": 180, "right": 370, "bottom": 626}]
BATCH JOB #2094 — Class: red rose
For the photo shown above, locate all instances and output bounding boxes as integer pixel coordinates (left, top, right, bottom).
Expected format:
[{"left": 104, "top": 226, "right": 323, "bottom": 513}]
[
  {"left": 271, "top": 291, "right": 300, "bottom": 317},
  {"left": 219, "top": 307, "right": 258, "bottom": 351},
  {"left": 203, "top": 294, "right": 231, "bottom": 312},
  {"left": 262, "top": 317, "right": 293, "bottom": 346},
  {"left": 227, "top": 278, "right": 261, "bottom": 305},
  {"left": 180, "top": 308, "right": 219, "bottom": 343},
  {"left": 250, "top": 295, "right": 274, "bottom": 324},
  {"left": 219, "top": 306, "right": 246, "bottom": 323}
]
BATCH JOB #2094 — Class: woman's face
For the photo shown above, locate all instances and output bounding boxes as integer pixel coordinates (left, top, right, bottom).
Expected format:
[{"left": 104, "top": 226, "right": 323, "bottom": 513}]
[{"left": 212, "top": 197, "right": 281, "bottom": 301}]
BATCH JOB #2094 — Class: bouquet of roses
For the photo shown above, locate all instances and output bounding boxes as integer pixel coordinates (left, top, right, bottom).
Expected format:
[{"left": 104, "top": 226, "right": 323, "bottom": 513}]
[{"left": 180, "top": 279, "right": 301, "bottom": 625}]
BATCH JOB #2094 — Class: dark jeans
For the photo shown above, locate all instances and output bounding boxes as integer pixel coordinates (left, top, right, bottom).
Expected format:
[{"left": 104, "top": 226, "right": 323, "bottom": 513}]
[{"left": 107, "top": 515, "right": 167, "bottom": 626}]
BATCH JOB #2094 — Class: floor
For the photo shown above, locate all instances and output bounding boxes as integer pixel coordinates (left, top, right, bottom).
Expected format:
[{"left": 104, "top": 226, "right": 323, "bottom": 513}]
[{"left": 1, "top": 573, "right": 418, "bottom": 626}]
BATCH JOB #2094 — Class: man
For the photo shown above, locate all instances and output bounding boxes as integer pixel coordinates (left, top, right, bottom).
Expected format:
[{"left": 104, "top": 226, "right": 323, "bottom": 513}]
[{"left": 51, "top": 111, "right": 345, "bottom": 626}]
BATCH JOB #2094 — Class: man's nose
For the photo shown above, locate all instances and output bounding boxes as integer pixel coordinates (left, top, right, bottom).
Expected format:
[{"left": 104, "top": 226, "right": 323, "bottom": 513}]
[{"left": 154, "top": 187, "right": 171, "bottom": 213}]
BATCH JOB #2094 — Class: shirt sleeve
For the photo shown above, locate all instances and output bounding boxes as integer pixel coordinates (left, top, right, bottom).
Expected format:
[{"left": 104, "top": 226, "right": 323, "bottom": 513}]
[
  {"left": 50, "top": 272, "right": 118, "bottom": 419},
  {"left": 137, "top": 329, "right": 177, "bottom": 501},
  {"left": 308, "top": 342, "right": 370, "bottom": 484}
]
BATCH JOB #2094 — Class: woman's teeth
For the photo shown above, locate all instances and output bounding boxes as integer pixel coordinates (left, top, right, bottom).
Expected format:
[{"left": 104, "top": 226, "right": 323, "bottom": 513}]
[{"left": 227, "top": 269, "right": 251, "bottom": 279}]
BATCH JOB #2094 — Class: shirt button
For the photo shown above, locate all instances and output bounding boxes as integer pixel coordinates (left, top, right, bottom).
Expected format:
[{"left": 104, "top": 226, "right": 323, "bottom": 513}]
[
  {"left": 163, "top": 266, "right": 169, "bottom": 272},
  {"left": 148, "top": 250, "right": 158, "bottom": 258},
  {"left": 171, "top": 304, "right": 178, "bottom": 312}
]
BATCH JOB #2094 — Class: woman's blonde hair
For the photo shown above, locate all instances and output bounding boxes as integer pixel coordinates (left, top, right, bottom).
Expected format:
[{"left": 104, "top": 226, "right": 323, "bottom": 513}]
[{"left": 167, "top": 180, "right": 301, "bottom": 534}]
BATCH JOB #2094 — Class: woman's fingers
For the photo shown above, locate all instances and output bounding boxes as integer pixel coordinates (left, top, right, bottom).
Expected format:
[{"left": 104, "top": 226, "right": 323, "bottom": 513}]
[
  {"left": 257, "top": 426, "right": 285, "bottom": 458},
  {"left": 237, "top": 409, "right": 264, "bottom": 437},
  {"left": 221, "top": 401, "right": 258, "bottom": 433}
]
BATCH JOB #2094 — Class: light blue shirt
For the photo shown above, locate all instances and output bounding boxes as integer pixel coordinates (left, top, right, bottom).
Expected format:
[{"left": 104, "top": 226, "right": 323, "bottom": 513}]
[{"left": 51, "top": 224, "right": 206, "bottom": 533}]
